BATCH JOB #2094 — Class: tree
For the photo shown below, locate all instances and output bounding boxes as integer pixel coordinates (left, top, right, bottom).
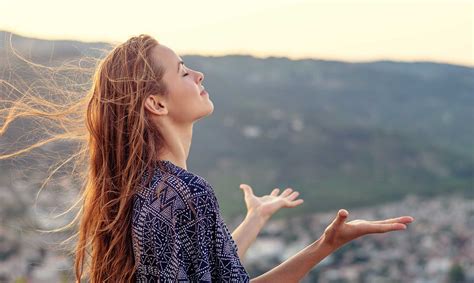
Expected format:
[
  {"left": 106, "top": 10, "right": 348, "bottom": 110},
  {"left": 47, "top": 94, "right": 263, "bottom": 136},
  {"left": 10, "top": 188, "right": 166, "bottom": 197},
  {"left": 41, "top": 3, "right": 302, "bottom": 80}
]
[{"left": 447, "top": 262, "right": 466, "bottom": 283}]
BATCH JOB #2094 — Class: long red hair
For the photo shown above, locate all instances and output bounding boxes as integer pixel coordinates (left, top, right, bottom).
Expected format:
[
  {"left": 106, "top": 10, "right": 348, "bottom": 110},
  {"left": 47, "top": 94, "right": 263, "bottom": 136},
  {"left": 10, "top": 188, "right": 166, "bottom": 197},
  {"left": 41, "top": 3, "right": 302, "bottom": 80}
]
[{"left": 0, "top": 34, "right": 171, "bottom": 282}]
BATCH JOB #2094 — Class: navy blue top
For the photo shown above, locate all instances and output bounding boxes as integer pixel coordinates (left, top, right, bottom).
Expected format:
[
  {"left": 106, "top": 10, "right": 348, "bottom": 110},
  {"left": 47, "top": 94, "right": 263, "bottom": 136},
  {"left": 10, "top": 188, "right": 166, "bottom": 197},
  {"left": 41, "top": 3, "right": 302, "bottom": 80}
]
[{"left": 131, "top": 159, "right": 250, "bottom": 282}]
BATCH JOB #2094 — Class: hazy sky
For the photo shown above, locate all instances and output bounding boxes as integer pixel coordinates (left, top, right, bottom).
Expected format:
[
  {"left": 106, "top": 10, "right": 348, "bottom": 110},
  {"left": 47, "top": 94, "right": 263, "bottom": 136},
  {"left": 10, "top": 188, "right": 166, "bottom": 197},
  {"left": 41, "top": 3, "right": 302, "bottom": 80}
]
[{"left": 1, "top": 0, "right": 472, "bottom": 66}]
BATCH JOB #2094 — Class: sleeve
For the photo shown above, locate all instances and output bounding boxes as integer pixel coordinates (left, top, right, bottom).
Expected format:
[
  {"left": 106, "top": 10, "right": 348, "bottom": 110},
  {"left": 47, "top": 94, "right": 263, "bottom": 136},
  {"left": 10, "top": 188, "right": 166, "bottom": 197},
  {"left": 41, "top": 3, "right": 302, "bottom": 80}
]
[{"left": 174, "top": 184, "right": 250, "bottom": 282}]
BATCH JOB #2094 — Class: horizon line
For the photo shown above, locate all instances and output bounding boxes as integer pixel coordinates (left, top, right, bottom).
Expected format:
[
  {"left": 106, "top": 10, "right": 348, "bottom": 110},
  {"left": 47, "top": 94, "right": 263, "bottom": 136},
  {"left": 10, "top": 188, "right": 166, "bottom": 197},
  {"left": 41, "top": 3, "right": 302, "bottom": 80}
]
[{"left": 2, "top": 29, "right": 473, "bottom": 68}]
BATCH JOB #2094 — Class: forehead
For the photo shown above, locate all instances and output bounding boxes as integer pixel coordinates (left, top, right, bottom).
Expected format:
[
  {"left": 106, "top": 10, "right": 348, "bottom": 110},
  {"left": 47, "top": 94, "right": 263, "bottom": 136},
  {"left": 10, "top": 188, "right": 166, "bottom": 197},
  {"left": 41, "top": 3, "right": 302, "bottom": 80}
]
[{"left": 151, "top": 44, "right": 181, "bottom": 74}]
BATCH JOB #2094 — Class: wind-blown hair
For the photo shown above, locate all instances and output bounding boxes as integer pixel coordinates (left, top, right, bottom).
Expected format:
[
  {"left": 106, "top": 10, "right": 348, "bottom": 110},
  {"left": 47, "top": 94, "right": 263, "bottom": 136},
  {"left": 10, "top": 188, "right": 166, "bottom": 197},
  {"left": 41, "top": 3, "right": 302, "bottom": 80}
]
[{"left": 0, "top": 34, "right": 172, "bottom": 282}]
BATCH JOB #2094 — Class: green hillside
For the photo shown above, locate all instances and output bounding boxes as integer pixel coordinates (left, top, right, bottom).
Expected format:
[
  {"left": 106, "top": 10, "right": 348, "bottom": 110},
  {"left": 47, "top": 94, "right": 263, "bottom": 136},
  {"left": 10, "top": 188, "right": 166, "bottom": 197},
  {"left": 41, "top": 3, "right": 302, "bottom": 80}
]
[{"left": 1, "top": 31, "right": 472, "bottom": 221}]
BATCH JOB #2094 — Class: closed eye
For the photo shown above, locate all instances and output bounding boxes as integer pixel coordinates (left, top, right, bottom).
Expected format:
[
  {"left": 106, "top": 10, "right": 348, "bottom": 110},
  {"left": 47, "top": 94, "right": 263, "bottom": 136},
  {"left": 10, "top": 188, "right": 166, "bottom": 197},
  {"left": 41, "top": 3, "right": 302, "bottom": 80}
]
[{"left": 182, "top": 65, "right": 189, "bottom": 77}]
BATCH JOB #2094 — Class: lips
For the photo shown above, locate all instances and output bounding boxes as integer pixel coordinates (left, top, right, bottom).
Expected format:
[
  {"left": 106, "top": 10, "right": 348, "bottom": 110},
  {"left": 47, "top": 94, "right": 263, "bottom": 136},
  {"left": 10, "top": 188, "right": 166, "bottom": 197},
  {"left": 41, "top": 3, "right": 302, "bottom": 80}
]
[{"left": 200, "top": 86, "right": 207, "bottom": 95}]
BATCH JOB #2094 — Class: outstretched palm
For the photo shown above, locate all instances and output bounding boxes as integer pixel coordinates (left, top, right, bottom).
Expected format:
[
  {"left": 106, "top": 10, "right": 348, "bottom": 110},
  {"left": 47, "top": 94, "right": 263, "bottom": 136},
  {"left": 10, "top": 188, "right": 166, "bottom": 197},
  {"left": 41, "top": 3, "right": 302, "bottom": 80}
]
[
  {"left": 239, "top": 184, "right": 304, "bottom": 220},
  {"left": 322, "top": 209, "right": 415, "bottom": 249}
]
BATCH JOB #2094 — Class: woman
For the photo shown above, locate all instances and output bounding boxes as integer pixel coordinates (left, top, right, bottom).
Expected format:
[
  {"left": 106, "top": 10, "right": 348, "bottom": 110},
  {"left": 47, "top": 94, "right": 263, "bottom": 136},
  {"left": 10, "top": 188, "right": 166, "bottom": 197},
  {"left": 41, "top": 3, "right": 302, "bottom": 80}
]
[{"left": 1, "top": 34, "right": 414, "bottom": 282}]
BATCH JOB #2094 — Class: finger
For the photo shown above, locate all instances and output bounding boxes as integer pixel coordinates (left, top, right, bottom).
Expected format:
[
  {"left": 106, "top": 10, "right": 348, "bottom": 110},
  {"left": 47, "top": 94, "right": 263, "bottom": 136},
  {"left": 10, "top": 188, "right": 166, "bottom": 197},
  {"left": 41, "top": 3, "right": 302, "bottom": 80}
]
[
  {"left": 286, "top": 199, "right": 304, "bottom": 207},
  {"left": 333, "top": 209, "right": 349, "bottom": 226},
  {"left": 280, "top": 188, "right": 294, "bottom": 197},
  {"left": 286, "top": 191, "right": 300, "bottom": 200},
  {"left": 270, "top": 188, "right": 280, "bottom": 196},
  {"left": 372, "top": 216, "right": 415, "bottom": 225},
  {"left": 372, "top": 223, "right": 407, "bottom": 233},
  {"left": 239, "top": 184, "right": 254, "bottom": 195}
]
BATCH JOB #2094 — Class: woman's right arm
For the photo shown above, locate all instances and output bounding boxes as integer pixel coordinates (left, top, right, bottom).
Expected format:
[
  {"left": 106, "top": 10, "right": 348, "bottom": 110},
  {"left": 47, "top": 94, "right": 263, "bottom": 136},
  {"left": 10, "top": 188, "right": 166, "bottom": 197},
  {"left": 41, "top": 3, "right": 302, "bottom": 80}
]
[
  {"left": 250, "top": 208, "right": 415, "bottom": 283},
  {"left": 250, "top": 233, "right": 335, "bottom": 283}
]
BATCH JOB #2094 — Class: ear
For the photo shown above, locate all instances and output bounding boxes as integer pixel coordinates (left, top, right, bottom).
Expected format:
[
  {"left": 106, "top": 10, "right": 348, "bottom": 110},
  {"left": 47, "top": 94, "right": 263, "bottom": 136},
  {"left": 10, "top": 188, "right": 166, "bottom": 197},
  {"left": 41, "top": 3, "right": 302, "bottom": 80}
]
[{"left": 144, "top": 95, "right": 168, "bottom": 116}]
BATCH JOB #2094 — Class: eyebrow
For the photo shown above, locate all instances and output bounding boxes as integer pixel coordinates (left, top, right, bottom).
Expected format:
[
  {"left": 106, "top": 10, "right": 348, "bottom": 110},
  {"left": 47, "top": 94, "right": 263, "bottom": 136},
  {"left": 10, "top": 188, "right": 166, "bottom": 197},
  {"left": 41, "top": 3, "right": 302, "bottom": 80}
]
[{"left": 177, "top": 60, "right": 184, "bottom": 73}]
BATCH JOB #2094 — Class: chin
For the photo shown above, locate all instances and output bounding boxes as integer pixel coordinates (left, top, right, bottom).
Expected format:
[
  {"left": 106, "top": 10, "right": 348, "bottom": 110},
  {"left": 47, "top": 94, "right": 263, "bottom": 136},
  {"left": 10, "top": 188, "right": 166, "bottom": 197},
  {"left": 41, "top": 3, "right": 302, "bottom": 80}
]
[
  {"left": 205, "top": 99, "right": 214, "bottom": 115},
  {"left": 195, "top": 104, "right": 214, "bottom": 122},
  {"left": 204, "top": 104, "right": 214, "bottom": 117}
]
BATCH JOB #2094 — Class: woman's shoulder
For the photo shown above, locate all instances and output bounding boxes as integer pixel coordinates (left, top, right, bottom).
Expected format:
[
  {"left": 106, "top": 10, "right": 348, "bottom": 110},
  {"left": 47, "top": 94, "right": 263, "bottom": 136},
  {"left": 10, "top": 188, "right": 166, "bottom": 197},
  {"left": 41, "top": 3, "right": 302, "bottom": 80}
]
[
  {"left": 136, "top": 160, "right": 218, "bottom": 207},
  {"left": 132, "top": 160, "right": 221, "bottom": 237},
  {"left": 160, "top": 160, "right": 215, "bottom": 197}
]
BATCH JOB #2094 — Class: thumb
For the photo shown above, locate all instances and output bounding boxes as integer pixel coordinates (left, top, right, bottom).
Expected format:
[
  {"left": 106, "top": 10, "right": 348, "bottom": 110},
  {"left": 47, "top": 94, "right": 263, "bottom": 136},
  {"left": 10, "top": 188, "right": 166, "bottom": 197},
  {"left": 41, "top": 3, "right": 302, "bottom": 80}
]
[
  {"left": 333, "top": 209, "right": 349, "bottom": 226},
  {"left": 239, "top": 184, "right": 254, "bottom": 196}
]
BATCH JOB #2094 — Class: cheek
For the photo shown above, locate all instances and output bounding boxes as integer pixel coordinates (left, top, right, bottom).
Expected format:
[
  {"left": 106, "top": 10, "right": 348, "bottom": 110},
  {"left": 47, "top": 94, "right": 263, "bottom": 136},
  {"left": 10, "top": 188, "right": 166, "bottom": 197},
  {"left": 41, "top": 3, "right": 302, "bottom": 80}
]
[
  {"left": 171, "top": 86, "right": 197, "bottom": 111},
  {"left": 169, "top": 79, "right": 199, "bottom": 105},
  {"left": 184, "top": 80, "right": 197, "bottom": 92},
  {"left": 178, "top": 84, "right": 196, "bottom": 100},
  {"left": 171, "top": 82, "right": 189, "bottom": 98}
]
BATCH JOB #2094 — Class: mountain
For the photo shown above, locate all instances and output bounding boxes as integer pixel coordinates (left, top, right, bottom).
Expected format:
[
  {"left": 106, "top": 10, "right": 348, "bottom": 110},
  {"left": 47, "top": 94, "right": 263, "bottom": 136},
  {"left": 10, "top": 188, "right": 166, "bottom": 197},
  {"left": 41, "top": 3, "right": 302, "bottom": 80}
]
[{"left": 1, "top": 30, "right": 472, "bottom": 220}]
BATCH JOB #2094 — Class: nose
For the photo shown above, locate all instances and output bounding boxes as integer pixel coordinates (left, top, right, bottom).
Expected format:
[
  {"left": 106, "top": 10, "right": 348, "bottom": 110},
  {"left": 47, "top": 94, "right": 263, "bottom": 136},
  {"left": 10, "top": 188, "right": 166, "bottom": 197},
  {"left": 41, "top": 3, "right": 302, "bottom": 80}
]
[{"left": 196, "top": 71, "right": 204, "bottom": 84}]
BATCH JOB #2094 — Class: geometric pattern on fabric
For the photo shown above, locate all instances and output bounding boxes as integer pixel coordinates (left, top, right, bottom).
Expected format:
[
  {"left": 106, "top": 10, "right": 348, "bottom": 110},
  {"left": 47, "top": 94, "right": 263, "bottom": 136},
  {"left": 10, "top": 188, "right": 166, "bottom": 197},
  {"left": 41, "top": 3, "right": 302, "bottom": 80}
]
[{"left": 132, "top": 159, "right": 251, "bottom": 282}]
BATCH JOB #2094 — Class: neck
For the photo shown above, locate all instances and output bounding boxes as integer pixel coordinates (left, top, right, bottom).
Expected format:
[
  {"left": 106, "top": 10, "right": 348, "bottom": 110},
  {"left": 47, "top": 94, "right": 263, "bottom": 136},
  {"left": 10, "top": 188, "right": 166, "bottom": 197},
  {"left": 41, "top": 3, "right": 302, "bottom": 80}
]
[{"left": 157, "top": 121, "right": 193, "bottom": 171}]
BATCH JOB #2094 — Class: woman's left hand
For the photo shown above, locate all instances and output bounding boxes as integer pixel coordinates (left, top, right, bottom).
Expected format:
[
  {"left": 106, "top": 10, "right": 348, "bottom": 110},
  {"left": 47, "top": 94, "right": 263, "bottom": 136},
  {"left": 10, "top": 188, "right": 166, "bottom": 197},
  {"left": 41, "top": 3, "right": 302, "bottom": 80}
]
[
  {"left": 239, "top": 183, "right": 304, "bottom": 221},
  {"left": 321, "top": 209, "right": 415, "bottom": 250}
]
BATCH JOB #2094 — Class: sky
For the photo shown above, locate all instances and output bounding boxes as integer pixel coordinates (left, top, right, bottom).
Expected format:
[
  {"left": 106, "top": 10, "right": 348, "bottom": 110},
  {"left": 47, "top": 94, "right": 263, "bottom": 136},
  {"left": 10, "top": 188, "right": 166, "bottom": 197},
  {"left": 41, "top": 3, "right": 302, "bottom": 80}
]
[{"left": 1, "top": 0, "right": 472, "bottom": 67}]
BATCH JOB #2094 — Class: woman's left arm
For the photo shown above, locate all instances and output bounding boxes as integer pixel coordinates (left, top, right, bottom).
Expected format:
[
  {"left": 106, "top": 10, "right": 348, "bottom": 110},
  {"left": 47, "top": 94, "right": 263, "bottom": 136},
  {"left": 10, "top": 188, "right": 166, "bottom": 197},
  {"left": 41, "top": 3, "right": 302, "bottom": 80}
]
[{"left": 231, "top": 184, "right": 304, "bottom": 260}]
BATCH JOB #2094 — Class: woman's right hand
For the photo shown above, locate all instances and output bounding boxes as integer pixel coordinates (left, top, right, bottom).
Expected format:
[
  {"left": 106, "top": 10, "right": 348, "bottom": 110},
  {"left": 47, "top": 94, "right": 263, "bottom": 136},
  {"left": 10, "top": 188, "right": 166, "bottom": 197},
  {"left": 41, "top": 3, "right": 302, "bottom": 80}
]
[
  {"left": 248, "top": 209, "right": 415, "bottom": 283},
  {"left": 321, "top": 209, "right": 415, "bottom": 250}
]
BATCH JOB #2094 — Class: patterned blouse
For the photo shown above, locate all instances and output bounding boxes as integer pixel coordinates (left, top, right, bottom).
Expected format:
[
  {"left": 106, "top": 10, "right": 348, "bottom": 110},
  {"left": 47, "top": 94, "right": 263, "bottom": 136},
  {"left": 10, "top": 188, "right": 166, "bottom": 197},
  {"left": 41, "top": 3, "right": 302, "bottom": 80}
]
[{"left": 131, "top": 159, "right": 251, "bottom": 282}]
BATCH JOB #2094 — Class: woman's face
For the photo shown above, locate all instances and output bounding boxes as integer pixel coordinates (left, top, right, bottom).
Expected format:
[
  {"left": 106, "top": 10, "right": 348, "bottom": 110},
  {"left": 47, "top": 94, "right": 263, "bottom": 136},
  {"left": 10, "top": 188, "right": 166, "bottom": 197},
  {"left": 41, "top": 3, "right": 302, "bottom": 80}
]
[{"left": 146, "top": 44, "right": 214, "bottom": 124}]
